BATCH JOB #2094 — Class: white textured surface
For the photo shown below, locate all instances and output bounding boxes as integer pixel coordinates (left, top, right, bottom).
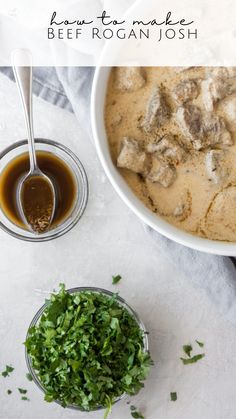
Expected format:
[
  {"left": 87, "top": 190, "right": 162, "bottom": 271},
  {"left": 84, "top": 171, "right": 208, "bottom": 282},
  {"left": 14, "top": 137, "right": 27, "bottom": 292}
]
[{"left": 0, "top": 73, "right": 236, "bottom": 419}]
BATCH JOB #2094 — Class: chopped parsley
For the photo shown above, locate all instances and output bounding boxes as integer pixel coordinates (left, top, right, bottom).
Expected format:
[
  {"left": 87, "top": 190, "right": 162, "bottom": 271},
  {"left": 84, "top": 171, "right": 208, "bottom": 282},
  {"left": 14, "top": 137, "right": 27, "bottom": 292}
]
[
  {"left": 103, "top": 397, "right": 112, "bottom": 419},
  {"left": 170, "top": 392, "right": 177, "bottom": 401},
  {"left": 7, "top": 389, "right": 12, "bottom": 395},
  {"left": 26, "top": 373, "right": 33, "bottom": 382},
  {"left": 130, "top": 405, "right": 145, "bottom": 418},
  {"left": 196, "top": 340, "right": 204, "bottom": 348},
  {"left": 112, "top": 274, "right": 122, "bottom": 285},
  {"left": 25, "top": 284, "right": 152, "bottom": 413},
  {"left": 21, "top": 396, "right": 30, "bottom": 401},
  {"left": 180, "top": 354, "right": 205, "bottom": 365},
  {"left": 1, "top": 365, "right": 14, "bottom": 377},
  {"left": 18, "top": 388, "right": 27, "bottom": 394},
  {"left": 183, "top": 345, "right": 192, "bottom": 358},
  {"left": 181, "top": 340, "right": 205, "bottom": 365}
]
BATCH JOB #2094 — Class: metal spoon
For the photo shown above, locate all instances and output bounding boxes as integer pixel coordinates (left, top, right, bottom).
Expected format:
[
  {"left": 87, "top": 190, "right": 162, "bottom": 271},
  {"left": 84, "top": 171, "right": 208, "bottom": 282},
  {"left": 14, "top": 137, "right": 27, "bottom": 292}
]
[{"left": 12, "top": 49, "right": 56, "bottom": 233}]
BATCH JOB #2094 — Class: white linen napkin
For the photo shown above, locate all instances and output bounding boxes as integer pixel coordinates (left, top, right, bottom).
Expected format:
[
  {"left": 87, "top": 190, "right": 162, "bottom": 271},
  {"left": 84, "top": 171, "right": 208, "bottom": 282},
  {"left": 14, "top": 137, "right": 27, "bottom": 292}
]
[{"left": 147, "top": 227, "right": 236, "bottom": 326}]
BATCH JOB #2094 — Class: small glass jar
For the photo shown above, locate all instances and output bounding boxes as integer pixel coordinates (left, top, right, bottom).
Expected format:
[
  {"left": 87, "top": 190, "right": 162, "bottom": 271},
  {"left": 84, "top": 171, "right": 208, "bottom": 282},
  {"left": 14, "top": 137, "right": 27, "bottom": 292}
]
[
  {"left": 25, "top": 287, "right": 149, "bottom": 411},
  {"left": 0, "top": 139, "right": 88, "bottom": 241}
]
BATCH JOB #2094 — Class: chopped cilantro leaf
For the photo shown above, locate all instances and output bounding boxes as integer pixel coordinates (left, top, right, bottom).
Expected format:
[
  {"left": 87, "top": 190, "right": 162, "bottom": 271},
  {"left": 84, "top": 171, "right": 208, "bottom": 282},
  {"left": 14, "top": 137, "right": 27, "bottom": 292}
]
[
  {"left": 180, "top": 354, "right": 205, "bottom": 365},
  {"left": 170, "top": 392, "right": 177, "bottom": 401},
  {"left": 25, "top": 284, "right": 152, "bottom": 411},
  {"left": 183, "top": 345, "right": 192, "bottom": 358},
  {"left": 103, "top": 396, "right": 112, "bottom": 419},
  {"left": 112, "top": 274, "right": 122, "bottom": 285},
  {"left": 7, "top": 390, "right": 12, "bottom": 395},
  {"left": 103, "top": 407, "right": 111, "bottom": 419},
  {"left": 131, "top": 413, "right": 145, "bottom": 419},
  {"left": 18, "top": 388, "right": 27, "bottom": 394},
  {"left": 26, "top": 373, "right": 33, "bottom": 382},
  {"left": 1, "top": 365, "right": 14, "bottom": 377},
  {"left": 130, "top": 406, "right": 145, "bottom": 419},
  {"left": 21, "top": 396, "right": 30, "bottom": 401},
  {"left": 196, "top": 340, "right": 204, "bottom": 348}
]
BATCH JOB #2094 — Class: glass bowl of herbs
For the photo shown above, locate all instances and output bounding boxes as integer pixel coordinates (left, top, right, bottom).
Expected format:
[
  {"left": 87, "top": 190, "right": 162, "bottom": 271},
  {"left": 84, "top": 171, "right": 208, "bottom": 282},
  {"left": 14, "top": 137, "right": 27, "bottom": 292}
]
[{"left": 25, "top": 285, "right": 152, "bottom": 416}]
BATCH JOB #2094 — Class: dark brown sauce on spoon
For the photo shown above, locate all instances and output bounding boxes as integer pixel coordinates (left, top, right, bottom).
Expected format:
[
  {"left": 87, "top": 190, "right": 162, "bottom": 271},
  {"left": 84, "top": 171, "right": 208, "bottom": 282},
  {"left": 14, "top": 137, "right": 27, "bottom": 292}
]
[
  {"left": 20, "top": 175, "right": 54, "bottom": 233},
  {"left": 0, "top": 151, "right": 77, "bottom": 230}
]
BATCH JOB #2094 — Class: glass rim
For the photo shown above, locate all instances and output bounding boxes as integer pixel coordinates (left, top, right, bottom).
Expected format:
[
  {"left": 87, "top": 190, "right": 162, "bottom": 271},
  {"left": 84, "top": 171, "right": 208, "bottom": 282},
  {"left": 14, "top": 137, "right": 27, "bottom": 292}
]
[
  {"left": 0, "top": 138, "right": 89, "bottom": 242},
  {"left": 25, "top": 286, "right": 149, "bottom": 411}
]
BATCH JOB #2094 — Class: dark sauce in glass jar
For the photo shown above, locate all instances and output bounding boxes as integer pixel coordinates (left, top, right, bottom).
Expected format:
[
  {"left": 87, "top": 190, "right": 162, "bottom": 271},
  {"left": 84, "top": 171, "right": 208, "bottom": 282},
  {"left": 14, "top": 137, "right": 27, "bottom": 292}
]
[{"left": 0, "top": 151, "right": 77, "bottom": 229}]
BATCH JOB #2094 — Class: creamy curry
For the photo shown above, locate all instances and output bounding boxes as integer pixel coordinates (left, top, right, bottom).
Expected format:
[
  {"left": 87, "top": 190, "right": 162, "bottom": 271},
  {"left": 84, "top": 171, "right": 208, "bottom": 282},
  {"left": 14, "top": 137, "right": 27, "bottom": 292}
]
[{"left": 105, "top": 67, "right": 236, "bottom": 241}]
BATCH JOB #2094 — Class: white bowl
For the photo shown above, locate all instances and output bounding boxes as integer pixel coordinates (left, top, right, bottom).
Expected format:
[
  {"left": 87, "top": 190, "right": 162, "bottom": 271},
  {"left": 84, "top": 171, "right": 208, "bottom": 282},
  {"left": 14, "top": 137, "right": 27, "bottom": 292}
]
[{"left": 91, "top": 67, "right": 236, "bottom": 256}]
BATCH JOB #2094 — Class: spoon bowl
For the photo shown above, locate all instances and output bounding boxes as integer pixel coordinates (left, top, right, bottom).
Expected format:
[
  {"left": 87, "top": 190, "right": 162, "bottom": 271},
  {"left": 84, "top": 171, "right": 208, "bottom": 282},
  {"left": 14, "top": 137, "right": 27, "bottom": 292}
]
[
  {"left": 17, "top": 170, "right": 56, "bottom": 234},
  {"left": 12, "top": 49, "right": 56, "bottom": 233}
]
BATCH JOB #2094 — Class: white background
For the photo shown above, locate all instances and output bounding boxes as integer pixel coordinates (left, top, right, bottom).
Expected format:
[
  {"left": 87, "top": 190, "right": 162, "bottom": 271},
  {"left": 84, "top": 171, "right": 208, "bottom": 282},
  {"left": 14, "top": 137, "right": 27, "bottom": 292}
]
[
  {"left": 1, "top": 0, "right": 236, "bottom": 66},
  {"left": 0, "top": 73, "right": 236, "bottom": 419}
]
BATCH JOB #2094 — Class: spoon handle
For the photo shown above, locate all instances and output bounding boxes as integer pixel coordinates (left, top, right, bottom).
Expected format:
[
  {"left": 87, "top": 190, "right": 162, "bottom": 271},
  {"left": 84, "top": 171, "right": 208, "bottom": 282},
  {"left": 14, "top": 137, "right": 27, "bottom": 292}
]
[{"left": 12, "top": 49, "right": 38, "bottom": 173}]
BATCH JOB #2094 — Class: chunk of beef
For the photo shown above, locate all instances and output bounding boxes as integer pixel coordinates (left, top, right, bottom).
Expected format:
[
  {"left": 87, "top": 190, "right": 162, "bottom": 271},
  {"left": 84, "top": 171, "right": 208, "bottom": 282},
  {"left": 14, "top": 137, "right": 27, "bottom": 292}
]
[
  {"left": 114, "top": 67, "right": 146, "bottom": 92},
  {"left": 173, "top": 79, "right": 199, "bottom": 104},
  {"left": 176, "top": 105, "right": 232, "bottom": 150},
  {"left": 201, "top": 78, "right": 232, "bottom": 112},
  {"left": 142, "top": 87, "right": 171, "bottom": 133},
  {"left": 205, "top": 149, "right": 229, "bottom": 184},
  {"left": 146, "top": 134, "right": 186, "bottom": 165},
  {"left": 206, "top": 67, "right": 236, "bottom": 80},
  {"left": 202, "top": 71, "right": 236, "bottom": 112},
  {"left": 176, "top": 105, "right": 203, "bottom": 149},
  {"left": 218, "top": 94, "right": 236, "bottom": 125},
  {"left": 147, "top": 156, "right": 176, "bottom": 187},
  {"left": 117, "top": 137, "right": 149, "bottom": 175},
  {"left": 201, "top": 78, "right": 216, "bottom": 112},
  {"left": 203, "top": 114, "right": 233, "bottom": 147}
]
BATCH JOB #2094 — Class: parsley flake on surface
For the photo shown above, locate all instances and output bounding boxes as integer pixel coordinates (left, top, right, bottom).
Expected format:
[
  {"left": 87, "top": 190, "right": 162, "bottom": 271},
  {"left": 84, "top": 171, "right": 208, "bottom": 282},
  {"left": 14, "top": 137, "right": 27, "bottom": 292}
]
[
  {"left": 170, "top": 392, "right": 177, "bottom": 401},
  {"left": 183, "top": 345, "right": 192, "bottom": 358},
  {"left": 26, "top": 373, "right": 33, "bottom": 382},
  {"left": 18, "top": 388, "right": 27, "bottom": 394},
  {"left": 180, "top": 354, "right": 205, "bottom": 365},
  {"left": 196, "top": 340, "right": 204, "bottom": 348},
  {"left": 112, "top": 274, "right": 122, "bottom": 285},
  {"left": 25, "top": 284, "right": 152, "bottom": 412},
  {"left": 1, "top": 365, "right": 14, "bottom": 377},
  {"left": 7, "top": 389, "right": 12, "bottom": 395},
  {"left": 130, "top": 405, "right": 145, "bottom": 419},
  {"left": 21, "top": 396, "right": 30, "bottom": 401}
]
